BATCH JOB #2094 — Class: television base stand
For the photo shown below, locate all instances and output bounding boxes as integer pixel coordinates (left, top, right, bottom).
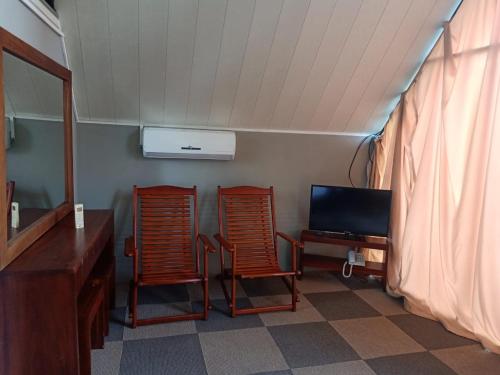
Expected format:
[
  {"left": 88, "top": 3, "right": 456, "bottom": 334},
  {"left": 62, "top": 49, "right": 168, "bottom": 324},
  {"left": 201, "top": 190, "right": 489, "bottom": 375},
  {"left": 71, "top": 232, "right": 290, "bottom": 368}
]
[
  {"left": 310, "top": 230, "right": 365, "bottom": 241},
  {"left": 299, "top": 230, "right": 389, "bottom": 289}
]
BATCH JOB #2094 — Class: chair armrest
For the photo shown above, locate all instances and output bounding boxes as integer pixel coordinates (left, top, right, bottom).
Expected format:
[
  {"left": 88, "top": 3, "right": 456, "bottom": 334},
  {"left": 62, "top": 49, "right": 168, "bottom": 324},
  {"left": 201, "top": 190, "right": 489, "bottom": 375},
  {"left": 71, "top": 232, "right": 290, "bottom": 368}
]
[
  {"left": 124, "top": 237, "right": 136, "bottom": 257},
  {"left": 277, "top": 231, "right": 301, "bottom": 273},
  {"left": 277, "top": 231, "right": 300, "bottom": 248},
  {"left": 214, "top": 233, "right": 236, "bottom": 253},
  {"left": 198, "top": 234, "right": 216, "bottom": 253}
]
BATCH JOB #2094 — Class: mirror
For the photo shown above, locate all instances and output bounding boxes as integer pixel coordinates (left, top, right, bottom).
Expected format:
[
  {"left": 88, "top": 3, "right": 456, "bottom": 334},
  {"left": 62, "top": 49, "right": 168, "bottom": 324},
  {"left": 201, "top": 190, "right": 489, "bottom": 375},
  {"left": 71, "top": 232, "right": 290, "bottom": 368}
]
[
  {"left": 3, "top": 51, "right": 66, "bottom": 240},
  {"left": 0, "top": 27, "right": 74, "bottom": 270}
]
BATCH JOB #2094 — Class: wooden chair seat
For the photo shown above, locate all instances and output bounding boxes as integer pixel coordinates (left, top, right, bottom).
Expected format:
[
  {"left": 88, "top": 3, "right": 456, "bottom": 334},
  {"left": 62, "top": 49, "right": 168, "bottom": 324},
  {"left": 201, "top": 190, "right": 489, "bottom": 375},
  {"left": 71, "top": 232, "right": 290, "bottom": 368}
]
[
  {"left": 235, "top": 264, "right": 291, "bottom": 278},
  {"left": 126, "top": 185, "right": 216, "bottom": 328},
  {"left": 214, "top": 186, "right": 300, "bottom": 317},
  {"left": 139, "top": 271, "right": 203, "bottom": 285}
]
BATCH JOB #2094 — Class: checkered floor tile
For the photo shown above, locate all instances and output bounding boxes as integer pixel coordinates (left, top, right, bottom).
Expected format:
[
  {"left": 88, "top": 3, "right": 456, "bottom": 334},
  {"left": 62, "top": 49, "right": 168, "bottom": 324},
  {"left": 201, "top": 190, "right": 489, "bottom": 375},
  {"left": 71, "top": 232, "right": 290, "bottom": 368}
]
[{"left": 92, "top": 272, "right": 499, "bottom": 375}]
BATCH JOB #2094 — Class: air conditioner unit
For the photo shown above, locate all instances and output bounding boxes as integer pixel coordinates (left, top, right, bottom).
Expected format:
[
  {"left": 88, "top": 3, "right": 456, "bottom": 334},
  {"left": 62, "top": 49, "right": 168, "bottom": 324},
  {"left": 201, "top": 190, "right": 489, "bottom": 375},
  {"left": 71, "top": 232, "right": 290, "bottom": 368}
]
[{"left": 142, "top": 127, "right": 236, "bottom": 160}]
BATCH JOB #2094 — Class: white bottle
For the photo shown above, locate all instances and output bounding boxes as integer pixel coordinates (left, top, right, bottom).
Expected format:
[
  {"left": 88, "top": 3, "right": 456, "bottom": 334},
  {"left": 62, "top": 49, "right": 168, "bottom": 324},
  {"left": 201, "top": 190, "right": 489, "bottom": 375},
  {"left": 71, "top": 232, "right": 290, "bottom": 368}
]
[
  {"left": 11, "top": 202, "right": 19, "bottom": 228},
  {"left": 74, "top": 204, "right": 84, "bottom": 229}
]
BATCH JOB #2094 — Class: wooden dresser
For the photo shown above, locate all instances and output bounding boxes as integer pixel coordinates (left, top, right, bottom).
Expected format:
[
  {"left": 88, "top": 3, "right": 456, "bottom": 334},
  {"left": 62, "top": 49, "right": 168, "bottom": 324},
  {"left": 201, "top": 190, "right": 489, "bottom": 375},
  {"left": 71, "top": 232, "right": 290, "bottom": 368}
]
[{"left": 0, "top": 210, "right": 115, "bottom": 375}]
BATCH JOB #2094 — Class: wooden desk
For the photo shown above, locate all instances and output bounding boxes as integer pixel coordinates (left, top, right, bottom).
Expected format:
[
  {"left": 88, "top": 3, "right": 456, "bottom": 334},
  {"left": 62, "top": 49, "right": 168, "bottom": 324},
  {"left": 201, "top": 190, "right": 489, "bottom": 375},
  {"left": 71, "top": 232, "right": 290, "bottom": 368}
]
[
  {"left": 0, "top": 210, "right": 115, "bottom": 375},
  {"left": 299, "top": 230, "right": 389, "bottom": 285}
]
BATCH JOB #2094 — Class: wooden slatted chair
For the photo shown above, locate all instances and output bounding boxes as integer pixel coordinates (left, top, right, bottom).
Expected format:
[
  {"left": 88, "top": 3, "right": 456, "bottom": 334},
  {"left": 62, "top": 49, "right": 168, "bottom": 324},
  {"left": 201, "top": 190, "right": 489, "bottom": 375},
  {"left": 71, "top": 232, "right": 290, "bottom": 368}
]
[
  {"left": 125, "top": 185, "right": 216, "bottom": 328},
  {"left": 214, "top": 186, "right": 300, "bottom": 317}
]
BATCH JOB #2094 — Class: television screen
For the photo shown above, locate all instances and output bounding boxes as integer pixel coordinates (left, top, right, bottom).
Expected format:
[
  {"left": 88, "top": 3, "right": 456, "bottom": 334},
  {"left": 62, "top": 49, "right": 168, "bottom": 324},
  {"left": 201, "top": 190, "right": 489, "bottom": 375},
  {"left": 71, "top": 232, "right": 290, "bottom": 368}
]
[{"left": 308, "top": 185, "right": 392, "bottom": 237}]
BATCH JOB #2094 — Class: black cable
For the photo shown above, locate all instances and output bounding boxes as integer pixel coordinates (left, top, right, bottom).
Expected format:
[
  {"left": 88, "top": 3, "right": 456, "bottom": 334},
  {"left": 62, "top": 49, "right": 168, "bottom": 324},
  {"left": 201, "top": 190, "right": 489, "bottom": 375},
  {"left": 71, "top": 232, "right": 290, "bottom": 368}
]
[
  {"left": 348, "top": 134, "right": 372, "bottom": 187},
  {"left": 368, "top": 135, "right": 377, "bottom": 163},
  {"left": 348, "top": 130, "right": 382, "bottom": 188}
]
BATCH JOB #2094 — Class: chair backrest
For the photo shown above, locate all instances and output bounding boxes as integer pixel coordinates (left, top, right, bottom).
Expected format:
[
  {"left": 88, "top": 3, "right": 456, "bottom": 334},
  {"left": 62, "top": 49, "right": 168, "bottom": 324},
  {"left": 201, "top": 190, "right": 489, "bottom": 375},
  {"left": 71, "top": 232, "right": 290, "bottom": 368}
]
[
  {"left": 6, "top": 181, "right": 15, "bottom": 216},
  {"left": 218, "top": 186, "right": 278, "bottom": 267},
  {"left": 133, "top": 185, "right": 199, "bottom": 277}
]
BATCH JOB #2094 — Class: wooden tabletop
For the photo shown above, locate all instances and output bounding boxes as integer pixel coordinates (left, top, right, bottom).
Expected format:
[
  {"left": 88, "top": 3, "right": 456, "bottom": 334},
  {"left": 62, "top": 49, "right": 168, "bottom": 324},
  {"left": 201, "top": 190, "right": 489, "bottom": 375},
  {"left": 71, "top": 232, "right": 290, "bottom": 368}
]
[
  {"left": 2, "top": 210, "right": 114, "bottom": 281},
  {"left": 300, "top": 229, "right": 389, "bottom": 250}
]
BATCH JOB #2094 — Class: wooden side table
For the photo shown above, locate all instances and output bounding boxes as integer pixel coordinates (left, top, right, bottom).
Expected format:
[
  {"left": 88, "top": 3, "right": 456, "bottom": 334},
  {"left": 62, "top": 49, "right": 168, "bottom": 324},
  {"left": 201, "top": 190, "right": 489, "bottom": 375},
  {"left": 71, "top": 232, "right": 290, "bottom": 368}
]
[{"left": 299, "top": 230, "right": 389, "bottom": 287}]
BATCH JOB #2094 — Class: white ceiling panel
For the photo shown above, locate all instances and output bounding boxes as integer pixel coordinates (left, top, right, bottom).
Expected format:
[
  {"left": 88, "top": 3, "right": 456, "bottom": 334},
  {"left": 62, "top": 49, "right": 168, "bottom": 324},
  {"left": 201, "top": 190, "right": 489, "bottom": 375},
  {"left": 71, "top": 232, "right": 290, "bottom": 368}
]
[
  {"left": 57, "top": 0, "right": 90, "bottom": 119},
  {"left": 3, "top": 58, "right": 42, "bottom": 116},
  {"left": 361, "top": 0, "right": 461, "bottom": 133},
  {"left": 74, "top": 0, "right": 115, "bottom": 121},
  {"left": 229, "top": 0, "right": 284, "bottom": 128},
  {"left": 250, "top": 0, "right": 310, "bottom": 129},
  {"left": 309, "top": 0, "right": 389, "bottom": 131},
  {"left": 186, "top": 0, "right": 228, "bottom": 126},
  {"left": 58, "top": 0, "right": 462, "bottom": 134},
  {"left": 327, "top": 0, "right": 413, "bottom": 132},
  {"left": 209, "top": 0, "right": 255, "bottom": 126},
  {"left": 344, "top": 0, "right": 439, "bottom": 133},
  {"left": 3, "top": 52, "right": 63, "bottom": 119},
  {"left": 289, "top": 0, "right": 363, "bottom": 131},
  {"left": 108, "top": 0, "right": 140, "bottom": 123},
  {"left": 164, "top": 0, "right": 198, "bottom": 124},
  {"left": 268, "top": 0, "right": 337, "bottom": 130},
  {"left": 138, "top": 0, "right": 168, "bottom": 125}
]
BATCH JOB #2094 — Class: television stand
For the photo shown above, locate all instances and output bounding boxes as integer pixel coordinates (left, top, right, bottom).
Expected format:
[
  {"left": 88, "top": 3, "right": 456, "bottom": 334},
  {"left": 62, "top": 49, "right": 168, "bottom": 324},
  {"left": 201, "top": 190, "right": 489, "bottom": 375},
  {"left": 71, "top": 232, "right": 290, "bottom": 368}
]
[{"left": 299, "top": 230, "right": 389, "bottom": 288}]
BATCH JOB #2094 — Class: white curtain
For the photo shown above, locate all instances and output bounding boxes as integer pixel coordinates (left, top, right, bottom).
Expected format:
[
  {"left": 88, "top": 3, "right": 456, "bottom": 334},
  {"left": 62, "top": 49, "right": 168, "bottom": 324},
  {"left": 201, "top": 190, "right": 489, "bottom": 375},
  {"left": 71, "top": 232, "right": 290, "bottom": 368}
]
[
  {"left": 363, "top": 102, "right": 402, "bottom": 263},
  {"left": 374, "top": 0, "right": 500, "bottom": 353}
]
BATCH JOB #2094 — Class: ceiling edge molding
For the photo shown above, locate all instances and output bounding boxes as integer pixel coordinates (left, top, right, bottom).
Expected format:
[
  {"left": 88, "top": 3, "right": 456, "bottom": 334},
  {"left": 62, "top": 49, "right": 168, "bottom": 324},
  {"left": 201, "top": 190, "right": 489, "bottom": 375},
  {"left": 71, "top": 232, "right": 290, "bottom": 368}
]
[
  {"left": 77, "top": 119, "right": 371, "bottom": 137},
  {"left": 9, "top": 114, "right": 64, "bottom": 122},
  {"left": 20, "top": 0, "right": 63, "bottom": 36}
]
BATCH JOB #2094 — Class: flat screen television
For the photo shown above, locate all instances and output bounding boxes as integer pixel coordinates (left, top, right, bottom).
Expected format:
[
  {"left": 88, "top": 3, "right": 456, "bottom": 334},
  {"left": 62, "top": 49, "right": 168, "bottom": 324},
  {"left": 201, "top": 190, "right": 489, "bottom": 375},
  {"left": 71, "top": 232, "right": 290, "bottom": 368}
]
[{"left": 308, "top": 185, "right": 392, "bottom": 237}]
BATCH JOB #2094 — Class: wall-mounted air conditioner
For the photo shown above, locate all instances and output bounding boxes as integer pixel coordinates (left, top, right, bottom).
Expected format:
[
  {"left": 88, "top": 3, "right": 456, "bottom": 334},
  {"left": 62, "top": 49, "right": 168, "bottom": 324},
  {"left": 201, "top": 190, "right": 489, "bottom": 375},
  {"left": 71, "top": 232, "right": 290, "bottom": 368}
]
[{"left": 142, "top": 127, "right": 236, "bottom": 160}]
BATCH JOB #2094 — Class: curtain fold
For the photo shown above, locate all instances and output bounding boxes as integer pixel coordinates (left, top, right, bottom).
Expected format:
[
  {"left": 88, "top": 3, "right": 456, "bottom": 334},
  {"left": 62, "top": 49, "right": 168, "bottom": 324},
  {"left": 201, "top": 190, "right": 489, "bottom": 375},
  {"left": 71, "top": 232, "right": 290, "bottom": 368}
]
[
  {"left": 362, "top": 99, "right": 402, "bottom": 263},
  {"left": 372, "top": 0, "right": 500, "bottom": 353}
]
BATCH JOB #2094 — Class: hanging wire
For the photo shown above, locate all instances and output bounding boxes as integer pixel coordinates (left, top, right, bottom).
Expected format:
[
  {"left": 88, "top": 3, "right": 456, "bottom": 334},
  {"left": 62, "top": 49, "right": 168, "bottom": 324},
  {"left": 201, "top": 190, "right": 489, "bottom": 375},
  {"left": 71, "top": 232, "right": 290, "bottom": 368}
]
[{"left": 348, "top": 130, "right": 382, "bottom": 188}]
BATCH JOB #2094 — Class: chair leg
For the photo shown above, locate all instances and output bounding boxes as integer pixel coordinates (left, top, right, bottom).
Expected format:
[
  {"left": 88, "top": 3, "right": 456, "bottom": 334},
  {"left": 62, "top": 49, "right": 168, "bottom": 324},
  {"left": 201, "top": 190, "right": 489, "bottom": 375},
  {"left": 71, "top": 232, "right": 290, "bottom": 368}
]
[
  {"left": 110, "top": 261, "right": 116, "bottom": 310},
  {"left": 218, "top": 250, "right": 232, "bottom": 312},
  {"left": 292, "top": 274, "right": 297, "bottom": 312},
  {"left": 203, "top": 278, "right": 209, "bottom": 320},
  {"left": 131, "top": 283, "right": 138, "bottom": 328},
  {"left": 198, "top": 280, "right": 213, "bottom": 311},
  {"left": 282, "top": 276, "right": 300, "bottom": 303},
  {"left": 218, "top": 247, "right": 226, "bottom": 285},
  {"left": 128, "top": 280, "right": 133, "bottom": 319},
  {"left": 231, "top": 275, "right": 237, "bottom": 318},
  {"left": 298, "top": 247, "right": 304, "bottom": 280}
]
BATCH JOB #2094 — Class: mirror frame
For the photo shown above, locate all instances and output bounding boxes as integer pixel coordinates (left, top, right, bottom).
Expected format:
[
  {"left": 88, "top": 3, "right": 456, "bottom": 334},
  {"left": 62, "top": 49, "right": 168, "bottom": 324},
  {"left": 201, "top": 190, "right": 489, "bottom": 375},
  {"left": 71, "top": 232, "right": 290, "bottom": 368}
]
[{"left": 0, "top": 27, "right": 74, "bottom": 270}]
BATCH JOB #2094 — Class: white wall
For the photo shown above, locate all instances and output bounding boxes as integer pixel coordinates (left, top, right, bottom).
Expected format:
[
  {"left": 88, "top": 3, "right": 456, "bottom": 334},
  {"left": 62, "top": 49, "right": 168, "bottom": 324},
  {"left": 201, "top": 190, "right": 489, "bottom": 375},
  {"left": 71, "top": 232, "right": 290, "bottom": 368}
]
[
  {"left": 0, "top": 0, "right": 65, "bottom": 65},
  {"left": 1, "top": 0, "right": 78, "bottom": 197}
]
